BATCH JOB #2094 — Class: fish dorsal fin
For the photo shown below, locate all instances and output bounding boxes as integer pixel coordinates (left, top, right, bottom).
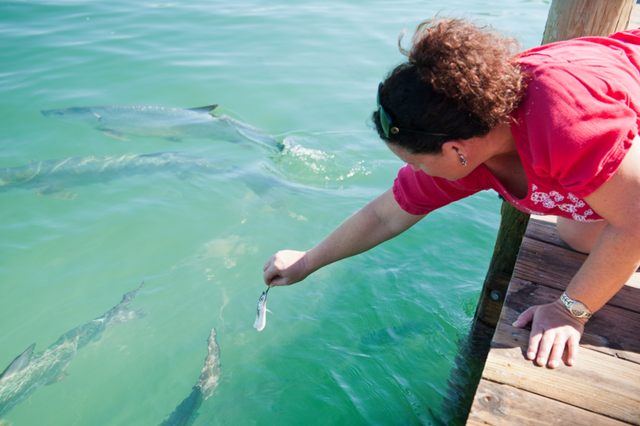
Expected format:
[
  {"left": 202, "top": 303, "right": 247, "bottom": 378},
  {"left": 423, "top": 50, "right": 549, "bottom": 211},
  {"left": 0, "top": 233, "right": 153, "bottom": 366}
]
[
  {"left": 0, "top": 343, "right": 35, "bottom": 380},
  {"left": 188, "top": 104, "right": 218, "bottom": 114}
]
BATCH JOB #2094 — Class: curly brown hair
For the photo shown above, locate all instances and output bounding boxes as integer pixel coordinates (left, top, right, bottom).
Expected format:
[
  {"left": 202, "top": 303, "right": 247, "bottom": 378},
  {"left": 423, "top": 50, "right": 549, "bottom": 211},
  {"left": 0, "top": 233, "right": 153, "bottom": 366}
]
[{"left": 373, "top": 18, "right": 526, "bottom": 154}]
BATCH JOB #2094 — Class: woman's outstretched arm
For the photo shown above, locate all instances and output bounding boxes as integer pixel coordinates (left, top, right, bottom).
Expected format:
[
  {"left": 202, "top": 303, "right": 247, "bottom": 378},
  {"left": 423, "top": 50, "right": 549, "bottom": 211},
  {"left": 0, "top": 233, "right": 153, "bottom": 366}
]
[{"left": 263, "top": 187, "right": 425, "bottom": 287}]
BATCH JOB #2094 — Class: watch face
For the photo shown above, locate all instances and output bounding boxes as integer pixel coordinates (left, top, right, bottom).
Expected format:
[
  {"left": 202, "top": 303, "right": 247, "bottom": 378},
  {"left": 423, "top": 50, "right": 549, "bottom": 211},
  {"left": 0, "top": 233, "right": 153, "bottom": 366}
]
[{"left": 570, "top": 302, "right": 587, "bottom": 317}]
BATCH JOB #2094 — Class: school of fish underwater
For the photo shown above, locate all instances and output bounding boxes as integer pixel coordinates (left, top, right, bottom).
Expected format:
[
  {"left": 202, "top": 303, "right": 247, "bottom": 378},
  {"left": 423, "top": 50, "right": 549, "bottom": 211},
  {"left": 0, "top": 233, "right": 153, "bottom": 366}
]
[
  {"left": 0, "top": 1, "right": 552, "bottom": 425},
  {"left": 0, "top": 97, "right": 471, "bottom": 423},
  {"left": 1, "top": 97, "right": 451, "bottom": 424},
  {"left": 0, "top": 104, "right": 252, "bottom": 424}
]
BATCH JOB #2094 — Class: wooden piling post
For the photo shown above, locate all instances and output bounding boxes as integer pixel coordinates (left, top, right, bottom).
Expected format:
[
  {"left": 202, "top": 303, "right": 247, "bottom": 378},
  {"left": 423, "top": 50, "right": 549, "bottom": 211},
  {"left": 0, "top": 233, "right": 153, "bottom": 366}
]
[
  {"left": 473, "top": 203, "right": 528, "bottom": 332},
  {"left": 542, "top": 0, "right": 634, "bottom": 44}
]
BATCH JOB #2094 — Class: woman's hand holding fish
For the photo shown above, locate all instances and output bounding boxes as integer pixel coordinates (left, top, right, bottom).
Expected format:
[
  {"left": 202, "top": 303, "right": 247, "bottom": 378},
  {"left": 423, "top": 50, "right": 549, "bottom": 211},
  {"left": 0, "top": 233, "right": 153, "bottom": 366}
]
[{"left": 263, "top": 250, "right": 311, "bottom": 286}]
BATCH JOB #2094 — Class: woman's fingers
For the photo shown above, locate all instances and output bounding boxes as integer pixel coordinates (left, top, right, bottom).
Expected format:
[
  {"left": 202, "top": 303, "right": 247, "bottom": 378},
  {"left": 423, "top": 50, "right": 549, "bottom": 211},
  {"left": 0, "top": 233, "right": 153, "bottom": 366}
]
[
  {"left": 516, "top": 302, "right": 585, "bottom": 368},
  {"left": 537, "top": 330, "right": 578, "bottom": 368},
  {"left": 529, "top": 323, "right": 570, "bottom": 367},
  {"left": 512, "top": 305, "right": 537, "bottom": 328},
  {"left": 533, "top": 330, "right": 555, "bottom": 366},
  {"left": 262, "top": 250, "right": 309, "bottom": 287},
  {"left": 547, "top": 337, "right": 566, "bottom": 369},
  {"left": 263, "top": 265, "right": 280, "bottom": 286},
  {"left": 527, "top": 319, "right": 544, "bottom": 362},
  {"left": 566, "top": 334, "right": 581, "bottom": 366},
  {"left": 514, "top": 305, "right": 540, "bottom": 360},
  {"left": 263, "top": 256, "right": 274, "bottom": 272}
]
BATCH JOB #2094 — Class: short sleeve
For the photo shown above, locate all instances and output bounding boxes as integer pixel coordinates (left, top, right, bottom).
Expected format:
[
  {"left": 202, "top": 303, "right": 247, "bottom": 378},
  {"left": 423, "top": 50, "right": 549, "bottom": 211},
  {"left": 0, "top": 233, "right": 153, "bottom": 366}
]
[
  {"left": 513, "top": 38, "right": 640, "bottom": 198},
  {"left": 393, "top": 164, "right": 489, "bottom": 215}
]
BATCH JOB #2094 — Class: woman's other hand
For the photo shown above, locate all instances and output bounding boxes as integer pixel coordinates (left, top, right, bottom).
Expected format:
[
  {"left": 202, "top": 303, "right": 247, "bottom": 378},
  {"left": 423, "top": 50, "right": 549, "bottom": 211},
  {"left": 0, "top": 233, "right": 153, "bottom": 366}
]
[
  {"left": 263, "top": 250, "right": 310, "bottom": 287},
  {"left": 512, "top": 301, "right": 586, "bottom": 368}
]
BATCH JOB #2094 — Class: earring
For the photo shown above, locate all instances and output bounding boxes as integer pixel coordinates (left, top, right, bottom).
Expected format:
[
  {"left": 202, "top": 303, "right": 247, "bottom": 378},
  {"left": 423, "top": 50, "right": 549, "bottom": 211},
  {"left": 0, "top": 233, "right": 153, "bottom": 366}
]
[{"left": 459, "top": 153, "right": 468, "bottom": 167}]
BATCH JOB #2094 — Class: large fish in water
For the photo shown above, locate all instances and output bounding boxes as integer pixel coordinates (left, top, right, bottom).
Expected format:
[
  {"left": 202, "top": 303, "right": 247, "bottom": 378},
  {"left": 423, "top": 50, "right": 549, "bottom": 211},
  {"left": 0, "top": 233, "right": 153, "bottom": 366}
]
[
  {"left": 41, "top": 104, "right": 282, "bottom": 151},
  {"left": 0, "top": 281, "right": 146, "bottom": 418},
  {"left": 0, "top": 151, "right": 286, "bottom": 197},
  {"left": 159, "top": 328, "right": 221, "bottom": 426},
  {"left": 0, "top": 152, "right": 228, "bottom": 195}
]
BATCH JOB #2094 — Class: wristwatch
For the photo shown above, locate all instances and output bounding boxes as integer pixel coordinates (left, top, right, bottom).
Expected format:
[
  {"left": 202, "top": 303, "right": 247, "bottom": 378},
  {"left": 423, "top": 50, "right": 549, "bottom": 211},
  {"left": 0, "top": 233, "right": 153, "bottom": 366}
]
[{"left": 560, "top": 292, "right": 593, "bottom": 319}]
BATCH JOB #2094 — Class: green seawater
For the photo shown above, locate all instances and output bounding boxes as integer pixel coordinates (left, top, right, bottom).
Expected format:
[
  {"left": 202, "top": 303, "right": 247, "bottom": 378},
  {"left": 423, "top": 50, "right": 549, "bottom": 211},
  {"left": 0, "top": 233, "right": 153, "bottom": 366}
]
[{"left": 0, "top": 1, "right": 550, "bottom": 424}]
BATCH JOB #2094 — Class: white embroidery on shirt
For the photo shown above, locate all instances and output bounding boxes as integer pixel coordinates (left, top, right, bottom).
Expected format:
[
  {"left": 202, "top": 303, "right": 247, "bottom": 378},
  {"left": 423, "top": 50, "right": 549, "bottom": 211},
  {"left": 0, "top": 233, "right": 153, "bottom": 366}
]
[
  {"left": 549, "top": 191, "right": 564, "bottom": 202},
  {"left": 529, "top": 184, "right": 598, "bottom": 222}
]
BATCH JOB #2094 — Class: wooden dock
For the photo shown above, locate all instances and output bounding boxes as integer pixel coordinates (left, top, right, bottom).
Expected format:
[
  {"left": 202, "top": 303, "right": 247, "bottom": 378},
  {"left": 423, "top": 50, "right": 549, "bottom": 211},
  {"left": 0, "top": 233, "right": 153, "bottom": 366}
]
[{"left": 466, "top": 215, "right": 640, "bottom": 425}]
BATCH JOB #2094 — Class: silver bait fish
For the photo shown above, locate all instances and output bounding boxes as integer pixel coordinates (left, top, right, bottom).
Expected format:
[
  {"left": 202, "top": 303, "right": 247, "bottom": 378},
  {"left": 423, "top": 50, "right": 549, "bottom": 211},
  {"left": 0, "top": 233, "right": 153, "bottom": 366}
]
[{"left": 253, "top": 287, "right": 271, "bottom": 332}]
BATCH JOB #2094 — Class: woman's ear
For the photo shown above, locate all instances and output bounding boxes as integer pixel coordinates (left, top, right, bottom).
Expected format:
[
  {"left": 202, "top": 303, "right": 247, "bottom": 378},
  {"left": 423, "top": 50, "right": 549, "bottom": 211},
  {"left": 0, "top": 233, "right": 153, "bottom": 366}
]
[{"left": 442, "top": 140, "right": 466, "bottom": 157}]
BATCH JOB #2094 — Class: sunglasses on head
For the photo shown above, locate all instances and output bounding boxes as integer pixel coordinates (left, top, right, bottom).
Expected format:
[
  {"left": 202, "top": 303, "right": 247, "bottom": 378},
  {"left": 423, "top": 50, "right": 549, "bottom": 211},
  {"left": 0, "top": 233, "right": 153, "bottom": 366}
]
[{"left": 377, "top": 83, "right": 449, "bottom": 139}]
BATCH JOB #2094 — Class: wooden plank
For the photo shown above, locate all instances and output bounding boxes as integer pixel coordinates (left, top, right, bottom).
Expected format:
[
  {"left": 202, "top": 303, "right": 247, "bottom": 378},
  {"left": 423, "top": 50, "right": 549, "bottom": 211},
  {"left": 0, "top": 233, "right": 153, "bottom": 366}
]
[
  {"left": 482, "top": 320, "right": 640, "bottom": 425},
  {"left": 467, "top": 380, "right": 629, "bottom": 426},
  {"left": 523, "top": 215, "right": 570, "bottom": 249},
  {"left": 514, "top": 237, "right": 640, "bottom": 313},
  {"left": 515, "top": 236, "right": 586, "bottom": 284},
  {"left": 502, "top": 278, "right": 640, "bottom": 364},
  {"left": 523, "top": 215, "right": 640, "bottom": 271}
]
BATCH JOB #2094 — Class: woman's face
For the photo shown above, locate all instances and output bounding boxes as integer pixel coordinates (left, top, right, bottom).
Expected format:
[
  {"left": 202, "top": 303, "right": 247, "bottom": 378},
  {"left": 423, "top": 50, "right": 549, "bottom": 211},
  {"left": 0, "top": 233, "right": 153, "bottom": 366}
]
[{"left": 386, "top": 142, "right": 469, "bottom": 181}]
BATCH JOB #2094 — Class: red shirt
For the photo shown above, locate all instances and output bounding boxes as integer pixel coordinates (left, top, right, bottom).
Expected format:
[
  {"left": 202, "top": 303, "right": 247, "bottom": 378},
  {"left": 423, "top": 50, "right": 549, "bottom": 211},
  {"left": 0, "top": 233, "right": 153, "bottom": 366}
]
[{"left": 394, "top": 29, "right": 640, "bottom": 222}]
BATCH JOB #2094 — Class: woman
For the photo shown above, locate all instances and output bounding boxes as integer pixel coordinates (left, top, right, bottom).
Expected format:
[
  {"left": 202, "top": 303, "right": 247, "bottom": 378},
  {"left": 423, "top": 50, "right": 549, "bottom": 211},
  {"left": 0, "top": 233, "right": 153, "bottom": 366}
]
[{"left": 263, "top": 18, "right": 640, "bottom": 369}]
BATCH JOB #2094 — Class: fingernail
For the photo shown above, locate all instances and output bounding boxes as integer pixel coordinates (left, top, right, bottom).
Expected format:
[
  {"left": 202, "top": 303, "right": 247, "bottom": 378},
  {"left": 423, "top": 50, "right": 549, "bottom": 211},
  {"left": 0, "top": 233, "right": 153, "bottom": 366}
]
[
  {"left": 512, "top": 320, "right": 521, "bottom": 327},
  {"left": 568, "top": 358, "right": 575, "bottom": 366},
  {"left": 549, "top": 360, "right": 558, "bottom": 368},
  {"left": 527, "top": 351, "right": 535, "bottom": 360}
]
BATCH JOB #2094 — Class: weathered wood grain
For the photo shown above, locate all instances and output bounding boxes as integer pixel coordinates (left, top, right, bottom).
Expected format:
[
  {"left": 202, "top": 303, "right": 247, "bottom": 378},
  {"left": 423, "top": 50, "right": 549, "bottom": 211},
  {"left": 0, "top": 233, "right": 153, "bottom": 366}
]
[
  {"left": 513, "top": 237, "right": 640, "bottom": 313},
  {"left": 542, "top": 0, "right": 635, "bottom": 44},
  {"left": 524, "top": 215, "right": 640, "bottom": 269},
  {"left": 523, "top": 215, "right": 571, "bottom": 249},
  {"left": 467, "top": 380, "right": 629, "bottom": 426},
  {"left": 515, "top": 236, "right": 586, "bottom": 283},
  {"left": 482, "top": 320, "right": 640, "bottom": 425}
]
